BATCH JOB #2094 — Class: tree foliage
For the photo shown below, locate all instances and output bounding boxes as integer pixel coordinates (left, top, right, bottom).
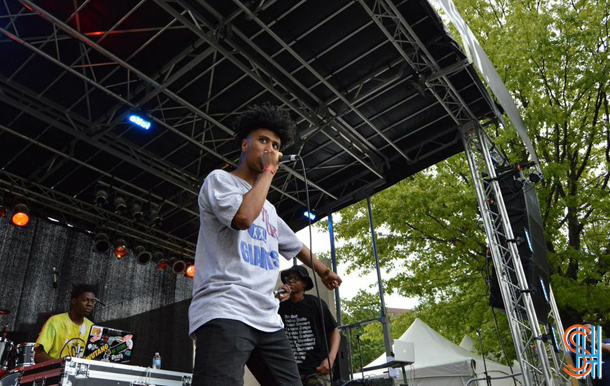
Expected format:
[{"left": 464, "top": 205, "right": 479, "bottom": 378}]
[{"left": 332, "top": 0, "right": 610, "bottom": 365}]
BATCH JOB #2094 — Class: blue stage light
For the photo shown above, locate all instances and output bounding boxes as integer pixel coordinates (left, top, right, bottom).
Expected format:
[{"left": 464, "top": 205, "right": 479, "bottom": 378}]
[
  {"left": 128, "top": 114, "right": 151, "bottom": 130},
  {"left": 303, "top": 211, "right": 316, "bottom": 221}
]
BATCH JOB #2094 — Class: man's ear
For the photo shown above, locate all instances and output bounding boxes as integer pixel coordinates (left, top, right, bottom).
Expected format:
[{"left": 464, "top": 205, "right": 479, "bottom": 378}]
[
  {"left": 71, "top": 297, "right": 76, "bottom": 309},
  {"left": 241, "top": 137, "right": 249, "bottom": 153}
]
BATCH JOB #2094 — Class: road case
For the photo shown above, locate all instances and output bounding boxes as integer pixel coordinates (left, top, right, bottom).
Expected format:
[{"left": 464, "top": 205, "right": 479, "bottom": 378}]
[{"left": 20, "top": 357, "right": 192, "bottom": 386}]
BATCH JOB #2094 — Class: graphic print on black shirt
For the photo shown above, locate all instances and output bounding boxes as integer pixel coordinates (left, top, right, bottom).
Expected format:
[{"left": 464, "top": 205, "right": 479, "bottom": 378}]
[{"left": 279, "top": 294, "right": 337, "bottom": 376}]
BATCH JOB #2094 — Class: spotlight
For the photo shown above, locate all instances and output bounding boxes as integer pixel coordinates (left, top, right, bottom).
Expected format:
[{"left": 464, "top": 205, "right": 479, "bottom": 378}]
[
  {"left": 529, "top": 171, "right": 543, "bottom": 183},
  {"left": 0, "top": 194, "right": 7, "bottom": 218},
  {"left": 185, "top": 264, "right": 195, "bottom": 278},
  {"left": 153, "top": 251, "right": 169, "bottom": 271},
  {"left": 130, "top": 201, "right": 144, "bottom": 221},
  {"left": 95, "top": 185, "right": 108, "bottom": 206},
  {"left": 94, "top": 232, "right": 111, "bottom": 253},
  {"left": 171, "top": 258, "right": 186, "bottom": 274},
  {"left": 128, "top": 114, "right": 151, "bottom": 130},
  {"left": 148, "top": 203, "right": 163, "bottom": 227},
  {"left": 135, "top": 245, "right": 152, "bottom": 265},
  {"left": 11, "top": 203, "right": 30, "bottom": 227},
  {"left": 113, "top": 238, "right": 129, "bottom": 259},
  {"left": 542, "top": 324, "right": 561, "bottom": 353},
  {"left": 114, "top": 195, "right": 127, "bottom": 215},
  {"left": 303, "top": 211, "right": 316, "bottom": 221}
]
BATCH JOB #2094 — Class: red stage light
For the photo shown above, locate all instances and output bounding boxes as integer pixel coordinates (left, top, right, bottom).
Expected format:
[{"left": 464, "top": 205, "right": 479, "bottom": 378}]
[
  {"left": 11, "top": 204, "right": 29, "bottom": 227},
  {"left": 113, "top": 238, "right": 129, "bottom": 259},
  {"left": 185, "top": 264, "right": 195, "bottom": 278},
  {"left": 157, "top": 258, "right": 170, "bottom": 271}
]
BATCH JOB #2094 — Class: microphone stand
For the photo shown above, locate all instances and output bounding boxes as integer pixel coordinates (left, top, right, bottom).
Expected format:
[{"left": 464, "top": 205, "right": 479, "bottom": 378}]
[{"left": 476, "top": 329, "right": 492, "bottom": 386}]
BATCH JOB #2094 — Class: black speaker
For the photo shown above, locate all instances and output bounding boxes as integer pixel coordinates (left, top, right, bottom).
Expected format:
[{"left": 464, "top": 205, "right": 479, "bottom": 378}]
[
  {"left": 334, "top": 334, "right": 351, "bottom": 382},
  {"left": 487, "top": 171, "right": 550, "bottom": 323}
]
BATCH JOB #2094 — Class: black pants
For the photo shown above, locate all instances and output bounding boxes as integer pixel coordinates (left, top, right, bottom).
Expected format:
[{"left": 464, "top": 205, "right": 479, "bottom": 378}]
[{"left": 192, "top": 319, "right": 302, "bottom": 386}]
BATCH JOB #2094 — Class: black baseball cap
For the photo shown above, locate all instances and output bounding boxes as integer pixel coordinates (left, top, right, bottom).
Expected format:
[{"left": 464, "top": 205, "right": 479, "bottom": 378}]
[{"left": 280, "top": 265, "right": 314, "bottom": 291}]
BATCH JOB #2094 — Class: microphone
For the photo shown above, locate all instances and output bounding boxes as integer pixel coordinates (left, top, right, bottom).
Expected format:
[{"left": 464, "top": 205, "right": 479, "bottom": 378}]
[
  {"left": 94, "top": 298, "right": 106, "bottom": 307},
  {"left": 279, "top": 155, "right": 299, "bottom": 163},
  {"left": 273, "top": 288, "right": 289, "bottom": 296},
  {"left": 52, "top": 267, "right": 58, "bottom": 289}
]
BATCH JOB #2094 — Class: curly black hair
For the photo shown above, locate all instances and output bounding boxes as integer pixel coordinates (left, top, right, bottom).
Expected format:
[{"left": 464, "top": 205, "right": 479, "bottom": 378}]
[
  {"left": 232, "top": 103, "right": 297, "bottom": 149},
  {"left": 71, "top": 283, "right": 96, "bottom": 300}
]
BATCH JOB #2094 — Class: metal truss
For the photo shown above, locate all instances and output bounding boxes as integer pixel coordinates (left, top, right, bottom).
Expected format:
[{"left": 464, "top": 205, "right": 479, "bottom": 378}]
[
  {"left": 461, "top": 123, "right": 569, "bottom": 386},
  {"left": 0, "top": 170, "right": 196, "bottom": 256}
]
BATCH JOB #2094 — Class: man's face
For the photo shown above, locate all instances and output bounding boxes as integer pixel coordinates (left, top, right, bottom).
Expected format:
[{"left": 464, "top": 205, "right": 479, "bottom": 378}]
[
  {"left": 583, "top": 323, "right": 593, "bottom": 338},
  {"left": 242, "top": 128, "right": 282, "bottom": 171},
  {"left": 284, "top": 273, "right": 306, "bottom": 294},
  {"left": 71, "top": 292, "right": 96, "bottom": 317}
]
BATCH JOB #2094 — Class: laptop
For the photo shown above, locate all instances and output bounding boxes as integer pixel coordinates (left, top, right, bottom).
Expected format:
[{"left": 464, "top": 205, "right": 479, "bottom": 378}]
[
  {"left": 83, "top": 325, "right": 136, "bottom": 364},
  {"left": 394, "top": 340, "right": 415, "bottom": 364}
]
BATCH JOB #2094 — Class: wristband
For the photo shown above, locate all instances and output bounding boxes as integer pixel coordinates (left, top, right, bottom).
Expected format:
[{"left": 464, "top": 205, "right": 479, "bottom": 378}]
[
  {"left": 262, "top": 166, "right": 276, "bottom": 175},
  {"left": 320, "top": 266, "right": 331, "bottom": 279}
]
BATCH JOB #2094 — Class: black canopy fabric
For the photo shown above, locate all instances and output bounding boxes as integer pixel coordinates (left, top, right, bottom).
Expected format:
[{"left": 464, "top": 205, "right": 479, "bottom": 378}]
[{"left": 0, "top": 0, "right": 498, "bottom": 257}]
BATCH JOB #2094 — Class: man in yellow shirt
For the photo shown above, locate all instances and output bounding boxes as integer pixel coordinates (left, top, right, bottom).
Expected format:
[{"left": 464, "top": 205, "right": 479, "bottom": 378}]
[{"left": 34, "top": 284, "right": 96, "bottom": 363}]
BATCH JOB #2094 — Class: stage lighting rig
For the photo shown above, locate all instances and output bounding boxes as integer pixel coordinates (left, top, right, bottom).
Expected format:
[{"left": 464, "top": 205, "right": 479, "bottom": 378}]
[
  {"left": 154, "top": 251, "right": 169, "bottom": 271},
  {"left": 128, "top": 114, "right": 151, "bottom": 130},
  {"left": 11, "top": 203, "right": 30, "bottom": 227},
  {"left": 113, "top": 238, "right": 129, "bottom": 259},
  {"left": 148, "top": 203, "right": 163, "bottom": 227},
  {"left": 170, "top": 258, "right": 186, "bottom": 274},
  {"left": 135, "top": 245, "right": 152, "bottom": 265},
  {"left": 94, "top": 185, "right": 108, "bottom": 206},
  {"left": 130, "top": 201, "right": 144, "bottom": 221},
  {"left": 94, "top": 232, "right": 111, "bottom": 253},
  {"left": 185, "top": 264, "right": 195, "bottom": 278},
  {"left": 114, "top": 195, "right": 127, "bottom": 215}
]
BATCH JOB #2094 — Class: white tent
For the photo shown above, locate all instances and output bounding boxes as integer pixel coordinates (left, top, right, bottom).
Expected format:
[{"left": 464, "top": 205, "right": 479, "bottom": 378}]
[{"left": 359, "top": 318, "right": 522, "bottom": 386}]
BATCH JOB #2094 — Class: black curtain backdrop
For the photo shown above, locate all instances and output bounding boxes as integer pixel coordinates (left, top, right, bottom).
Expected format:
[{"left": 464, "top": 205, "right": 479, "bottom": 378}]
[{"left": 0, "top": 216, "right": 194, "bottom": 372}]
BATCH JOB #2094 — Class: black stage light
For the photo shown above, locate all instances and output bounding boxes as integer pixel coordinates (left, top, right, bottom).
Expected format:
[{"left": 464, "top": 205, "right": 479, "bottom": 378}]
[
  {"left": 114, "top": 196, "right": 127, "bottom": 215},
  {"left": 95, "top": 185, "right": 108, "bottom": 206},
  {"left": 148, "top": 203, "right": 163, "bottom": 227},
  {"left": 135, "top": 245, "right": 152, "bottom": 265},
  {"left": 11, "top": 203, "right": 30, "bottom": 227},
  {"left": 131, "top": 201, "right": 144, "bottom": 220},
  {"left": 94, "top": 232, "right": 111, "bottom": 253},
  {"left": 529, "top": 171, "right": 543, "bottom": 183},
  {"left": 113, "top": 238, "right": 129, "bottom": 259},
  {"left": 171, "top": 258, "right": 186, "bottom": 274}
]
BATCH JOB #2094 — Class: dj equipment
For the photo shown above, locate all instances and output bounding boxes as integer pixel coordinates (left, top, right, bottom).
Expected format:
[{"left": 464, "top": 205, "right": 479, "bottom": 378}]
[{"left": 18, "top": 357, "right": 192, "bottom": 386}]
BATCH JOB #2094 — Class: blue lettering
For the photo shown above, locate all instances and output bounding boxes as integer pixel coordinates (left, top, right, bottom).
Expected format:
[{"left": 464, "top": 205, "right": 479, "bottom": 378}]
[
  {"left": 259, "top": 248, "right": 269, "bottom": 270},
  {"left": 240, "top": 241, "right": 250, "bottom": 263},
  {"left": 253, "top": 245, "right": 261, "bottom": 266},
  {"left": 270, "top": 251, "right": 280, "bottom": 269}
]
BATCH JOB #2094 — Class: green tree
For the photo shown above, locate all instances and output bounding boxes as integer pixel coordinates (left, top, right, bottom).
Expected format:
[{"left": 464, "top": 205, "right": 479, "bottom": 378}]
[{"left": 331, "top": 0, "right": 610, "bottom": 364}]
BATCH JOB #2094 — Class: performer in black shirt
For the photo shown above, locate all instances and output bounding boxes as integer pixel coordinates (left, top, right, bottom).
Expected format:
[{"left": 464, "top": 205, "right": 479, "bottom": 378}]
[{"left": 278, "top": 265, "right": 340, "bottom": 386}]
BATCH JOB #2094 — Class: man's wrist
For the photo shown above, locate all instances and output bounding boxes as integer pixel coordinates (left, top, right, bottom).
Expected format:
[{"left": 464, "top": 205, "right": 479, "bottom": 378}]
[
  {"left": 318, "top": 266, "right": 331, "bottom": 279},
  {"left": 262, "top": 166, "right": 276, "bottom": 175}
]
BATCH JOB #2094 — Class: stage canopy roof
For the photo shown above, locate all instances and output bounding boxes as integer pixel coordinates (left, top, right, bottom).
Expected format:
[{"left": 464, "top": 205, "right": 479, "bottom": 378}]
[{"left": 0, "top": 0, "right": 500, "bottom": 257}]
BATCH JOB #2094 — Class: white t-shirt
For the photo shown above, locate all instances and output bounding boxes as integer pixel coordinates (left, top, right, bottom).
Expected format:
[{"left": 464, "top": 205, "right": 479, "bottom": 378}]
[{"left": 188, "top": 170, "right": 303, "bottom": 335}]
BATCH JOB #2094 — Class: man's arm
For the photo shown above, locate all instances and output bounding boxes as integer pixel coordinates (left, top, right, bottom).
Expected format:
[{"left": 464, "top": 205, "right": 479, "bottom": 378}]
[
  {"left": 315, "top": 328, "right": 341, "bottom": 375},
  {"left": 34, "top": 345, "right": 54, "bottom": 363},
  {"left": 231, "top": 151, "right": 281, "bottom": 230},
  {"left": 295, "top": 244, "right": 342, "bottom": 290}
]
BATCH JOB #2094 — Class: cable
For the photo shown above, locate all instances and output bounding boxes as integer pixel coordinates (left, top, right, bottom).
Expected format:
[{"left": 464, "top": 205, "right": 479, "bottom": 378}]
[{"left": 297, "top": 155, "right": 335, "bottom": 383}]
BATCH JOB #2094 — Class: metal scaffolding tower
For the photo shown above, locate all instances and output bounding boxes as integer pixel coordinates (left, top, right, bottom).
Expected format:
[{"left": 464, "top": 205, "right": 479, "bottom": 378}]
[{"left": 461, "top": 123, "right": 571, "bottom": 386}]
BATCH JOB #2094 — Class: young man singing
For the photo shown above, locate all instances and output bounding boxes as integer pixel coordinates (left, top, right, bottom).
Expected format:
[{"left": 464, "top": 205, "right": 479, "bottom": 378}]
[
  {"left": 278, "top": 265, "right": 341, "bottom": 386},
  {"left": 189, "top": 103, "right": 342, "bottom": 386}
]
